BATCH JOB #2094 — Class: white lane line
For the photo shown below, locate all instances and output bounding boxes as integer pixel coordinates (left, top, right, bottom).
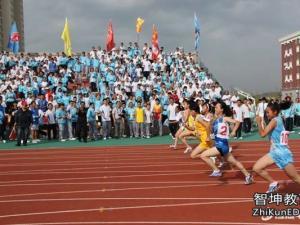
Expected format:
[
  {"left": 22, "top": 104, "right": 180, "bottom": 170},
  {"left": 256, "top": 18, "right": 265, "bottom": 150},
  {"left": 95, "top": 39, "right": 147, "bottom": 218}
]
[
  {"left": 2, "top": 152, "right": 292, "bottom": 163},
  {"left": 0, "top": 182, "right": 248, "bottom": 199},
  {"left": 0, "top": 147, "right": 280, "bottom": 157},
  {"left": 0, "top": 171, "right": 203, "bottom": 184},
  {"left": 0, "top": 197, "right": 252, "bottom": 203},
  {"left": 0, "top": 199, "right": 252, "bottom": 219},
  {"left": 0, "top": 168, "right": 203, "bottom": 176},
  {"left": 0, "top": 166, "right": 300, "bottom": 179},
  {"left": 0, "top": 161, "right": 204, "bottom": 167},
  {"left": 1, "top": 141, "right": 298, "bottom": 155},
  {"left": 0, "top": 172, "right": 205, "bottom": 183},
  {"left": 0, "top": 180, "right": 270, "bottom": 188},
  {"left": 0, "top": 160, "right": 300, "bottom": 169},
  {"left": 10, "top": 222, "right": 297, "bottom": 225},
  {"left": 0, "top": 155, "right": 189, "bottom": 162}
]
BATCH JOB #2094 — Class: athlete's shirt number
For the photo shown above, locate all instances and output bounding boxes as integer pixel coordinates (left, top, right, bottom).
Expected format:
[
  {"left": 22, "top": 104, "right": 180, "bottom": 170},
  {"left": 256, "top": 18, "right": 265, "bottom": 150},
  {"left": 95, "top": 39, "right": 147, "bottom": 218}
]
[{"left": 280, "top": 131, "right": 289, "bottom": 145}]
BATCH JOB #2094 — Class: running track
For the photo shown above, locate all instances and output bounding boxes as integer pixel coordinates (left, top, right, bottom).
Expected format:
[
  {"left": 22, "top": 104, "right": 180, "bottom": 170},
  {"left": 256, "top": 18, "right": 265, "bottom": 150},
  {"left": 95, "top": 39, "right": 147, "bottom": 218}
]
[{"left": 0, "top": 140, "right": 300, "bottom": 225}]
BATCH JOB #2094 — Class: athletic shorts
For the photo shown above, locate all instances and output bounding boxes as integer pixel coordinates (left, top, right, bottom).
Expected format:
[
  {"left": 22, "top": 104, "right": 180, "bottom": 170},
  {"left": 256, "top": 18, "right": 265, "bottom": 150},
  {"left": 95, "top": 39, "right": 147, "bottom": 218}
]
[
  {"left": 269, "top": 147, "right": 293, "bottom": 170},
  {"left": 215, "top": 138, "right": 229, "bottom": 156},
  {"left": 198, "top": 132, "right": 213, "bottom": 149}
]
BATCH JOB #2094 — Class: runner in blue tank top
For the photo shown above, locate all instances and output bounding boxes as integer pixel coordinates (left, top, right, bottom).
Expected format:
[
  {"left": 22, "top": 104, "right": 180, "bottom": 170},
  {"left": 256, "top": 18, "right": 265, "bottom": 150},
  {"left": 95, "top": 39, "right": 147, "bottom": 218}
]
[
  {"left": 254, "top": 102, "right": 300, "bottom": 193},
  {"left": 200, "top": 101, "right": 253, "bottom": 185}
]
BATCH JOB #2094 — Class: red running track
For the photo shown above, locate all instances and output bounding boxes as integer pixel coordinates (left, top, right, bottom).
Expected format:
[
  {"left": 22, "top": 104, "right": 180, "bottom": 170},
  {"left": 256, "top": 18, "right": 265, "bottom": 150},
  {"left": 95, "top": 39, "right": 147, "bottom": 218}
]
[{"left": 0, "top": 140, "right": 300, "bottom": 225}]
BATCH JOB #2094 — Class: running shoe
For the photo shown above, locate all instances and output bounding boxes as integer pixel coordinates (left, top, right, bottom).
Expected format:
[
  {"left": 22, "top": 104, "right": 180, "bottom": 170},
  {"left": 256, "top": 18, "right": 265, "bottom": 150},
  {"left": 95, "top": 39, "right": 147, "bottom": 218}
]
[
  {"left": 184, "top": 147, "right": 192, "bottom": 154},
  {"left": 209, "top": 170, "right": 222, "bottom": 177},
  {"left": 245, "top": 175, "right": 254, "bottom": 185},
  {"left": 266, "top": 182, "right": 279, "bottom": 193}
]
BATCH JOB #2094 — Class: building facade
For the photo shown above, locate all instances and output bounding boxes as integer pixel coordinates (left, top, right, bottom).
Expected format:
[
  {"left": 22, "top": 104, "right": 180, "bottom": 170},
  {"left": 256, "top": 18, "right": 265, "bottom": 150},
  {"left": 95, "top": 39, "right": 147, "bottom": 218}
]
[
  {"left": 279, "top": 31, "right": 300, "bottom": 100},
  {"left": 0, "top": 0, "right": 24, "bottom": 52}
]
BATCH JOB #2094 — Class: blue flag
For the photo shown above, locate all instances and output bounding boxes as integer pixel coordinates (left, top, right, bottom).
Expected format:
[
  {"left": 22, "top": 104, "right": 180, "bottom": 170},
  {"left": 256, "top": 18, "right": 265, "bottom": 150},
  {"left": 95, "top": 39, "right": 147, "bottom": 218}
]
[
  {"left": 7, "top": 21, "right": 20, "bottom": 53},
  {"left": 194, "top": 13, "right": 200, "bottom": 51}
]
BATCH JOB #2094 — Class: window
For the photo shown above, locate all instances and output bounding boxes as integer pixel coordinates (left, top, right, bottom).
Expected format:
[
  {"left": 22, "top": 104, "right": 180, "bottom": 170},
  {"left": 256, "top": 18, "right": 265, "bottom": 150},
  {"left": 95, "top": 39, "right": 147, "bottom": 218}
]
[
  {"left": 297, "top": 46, "right": 300, "bottom": 53},
  {"left": 297, "top": 73, "right": 300, "bottom": 80},
  {"left": 297, "top": 59, "right": 300, "bottom": 66},
  {"left": 285, "top": 75, "right": 289, "bottom": 82},
  {"left": 289, "top": 74, "right": 293, "bottom": 81}
]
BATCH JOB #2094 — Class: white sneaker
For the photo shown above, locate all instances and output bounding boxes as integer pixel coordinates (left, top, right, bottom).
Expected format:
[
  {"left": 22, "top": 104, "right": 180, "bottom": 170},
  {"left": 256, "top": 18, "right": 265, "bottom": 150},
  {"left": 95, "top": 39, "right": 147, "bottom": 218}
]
[
  {"left": 103, "top": 137, "right": 107, "bottom": 140},
  {"left": 2, "top": 140, "right": 6, "bottom": 144},
  {"left": 146, "top": 136, "right": 150, "bottom": 139},
  {"left": 267, "top": 182, "right": 279, "bottom": 193},
  {"left": 184, "top": 147, "right": 192, "bottom": 154},
  {"left": 36, "top": 139, "right": 41, "bottom": 142},
  {"left": 209, "top": 170, "right": 222, "bottom": 177},
  {"left": 130, "top": 136, "right": 133, "bottom": 138},
  {"left": 61, "top": 139, "right": 66, "bottom": 142},
  {"left": 238, "top": 137, "right": 243, "bottom": 140},
  {"left": 229, "top": 147, "right": 233, "bottom": 153},
  {"left": 32, "top": 140, "right": 38, "bottom": 144},
  {"left": 245, "top": 175, "right": 254, "bottom": 185},
  {"left": 69, "top": 138, "right": 76, "bottom": 141}
]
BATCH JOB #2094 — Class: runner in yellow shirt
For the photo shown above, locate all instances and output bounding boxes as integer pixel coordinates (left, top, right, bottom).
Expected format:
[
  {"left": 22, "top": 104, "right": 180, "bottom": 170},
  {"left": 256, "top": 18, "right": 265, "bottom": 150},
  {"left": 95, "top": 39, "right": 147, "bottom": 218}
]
[
  {"left": 179, "top": 100, "right": 198, "bottom": 153},
  {"left": 191, "top": 101, "right": 213, "bottom": 158},
  {"left": 170, "top": 99, "right": 190, "bottom": 149}
]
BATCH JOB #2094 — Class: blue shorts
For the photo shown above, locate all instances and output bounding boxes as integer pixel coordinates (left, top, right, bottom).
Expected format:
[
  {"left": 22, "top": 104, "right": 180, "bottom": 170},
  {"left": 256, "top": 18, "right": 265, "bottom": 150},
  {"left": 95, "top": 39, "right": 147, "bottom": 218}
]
[
  {"left": 269, "top": 147, "right": 293, "bottom": 169},
  {"left": 215, "top": 138, "right": 229, "bottom": 156}
]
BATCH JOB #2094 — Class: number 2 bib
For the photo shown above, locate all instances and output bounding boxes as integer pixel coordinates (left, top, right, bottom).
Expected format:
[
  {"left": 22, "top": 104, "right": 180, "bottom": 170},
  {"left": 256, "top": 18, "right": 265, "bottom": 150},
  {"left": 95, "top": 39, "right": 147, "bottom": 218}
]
[{"left": 217, "top": 122, "right": 229, "bottom": 139}]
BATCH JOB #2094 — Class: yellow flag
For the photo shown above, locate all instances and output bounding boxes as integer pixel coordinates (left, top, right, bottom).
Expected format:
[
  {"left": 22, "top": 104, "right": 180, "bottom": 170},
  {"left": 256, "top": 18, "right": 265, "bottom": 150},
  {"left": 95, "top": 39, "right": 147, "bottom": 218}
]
[
  {"left": 136, "top": 17, "right": 144, "bottom": 33},
  {"left": 61, "top": 18, "right": 72, "bottom": 56}
]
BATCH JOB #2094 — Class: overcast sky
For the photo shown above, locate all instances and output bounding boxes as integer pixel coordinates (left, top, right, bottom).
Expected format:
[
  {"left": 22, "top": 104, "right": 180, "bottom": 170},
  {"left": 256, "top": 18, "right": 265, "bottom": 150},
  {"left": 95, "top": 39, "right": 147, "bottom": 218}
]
[{"left": 24, "top": 0, "right": 300, "bottom": 94}]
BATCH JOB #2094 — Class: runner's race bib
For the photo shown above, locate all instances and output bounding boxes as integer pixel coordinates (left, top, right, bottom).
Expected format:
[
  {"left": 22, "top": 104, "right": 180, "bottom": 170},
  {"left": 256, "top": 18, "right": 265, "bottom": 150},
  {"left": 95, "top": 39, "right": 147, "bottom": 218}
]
[
  {"left": 217, "top": 122, "right": 229, "bottom": 139},
  {"left": 280, "top": 131, "right": 289, "bottom": 146}
]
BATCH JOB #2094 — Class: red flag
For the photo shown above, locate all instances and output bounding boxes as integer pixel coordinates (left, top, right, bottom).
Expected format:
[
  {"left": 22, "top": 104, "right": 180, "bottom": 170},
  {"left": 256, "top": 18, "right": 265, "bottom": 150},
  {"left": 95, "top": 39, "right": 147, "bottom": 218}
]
[
  {"left": 152, "top": 25, "right": 159, "bottom": 61},
  {"left": 106, "top": 21, "right": 115, "bottom": 52}
]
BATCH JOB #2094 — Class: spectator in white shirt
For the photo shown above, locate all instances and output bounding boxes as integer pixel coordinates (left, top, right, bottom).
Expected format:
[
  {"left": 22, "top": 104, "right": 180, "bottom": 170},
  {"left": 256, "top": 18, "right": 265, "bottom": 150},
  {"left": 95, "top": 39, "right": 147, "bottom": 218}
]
[
  {"left": 99, "top": 98, "right": 112, "bottom": 140},
  {"left": 144, "top": 103, "right": 152, "bottom": 139},
  {"left": 45, "top": 103, "right": 57, "bottom": 140},
  {"left": 167, "top": 97, "right": 179, "bottom": 138},
  {"left": 142, "top": 58, "right": 151, "bottom": 79},
  {"left": 241, "top": 99, "right": 251, "bottom": 133},
  {"left": 233, "top": 99, "right": 243, "bottom": 139},
  {"left": 256, "top": 97, "right": 268, "bottom": 129}
]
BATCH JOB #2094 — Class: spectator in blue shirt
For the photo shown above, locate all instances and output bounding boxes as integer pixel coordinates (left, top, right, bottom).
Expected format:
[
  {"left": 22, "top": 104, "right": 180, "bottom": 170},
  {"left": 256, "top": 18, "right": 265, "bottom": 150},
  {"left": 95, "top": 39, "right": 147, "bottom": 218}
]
[{"left": 56, "top": 103, "right": 67, "bottom": 141}]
